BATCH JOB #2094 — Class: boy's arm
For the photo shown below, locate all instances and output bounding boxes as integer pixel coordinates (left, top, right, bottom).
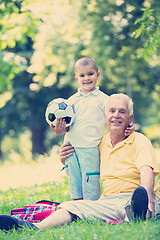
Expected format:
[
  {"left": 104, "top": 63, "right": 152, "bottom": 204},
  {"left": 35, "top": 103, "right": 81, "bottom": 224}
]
[
  {"left": 125, "top": 122, "right": 135, "bottom": 136},
  {"left": 50, "top": 118, "right": 69, "bottom": 135}
]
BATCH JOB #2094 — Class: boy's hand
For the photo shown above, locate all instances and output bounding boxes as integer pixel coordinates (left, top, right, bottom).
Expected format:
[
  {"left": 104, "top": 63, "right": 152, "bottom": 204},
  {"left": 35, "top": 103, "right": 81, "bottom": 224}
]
[
  {"left": 50, "top": 118, "right": 67, "bottom": 135},
  {"left": 125, "top": 122, "right": 135, "bottom": 136}
]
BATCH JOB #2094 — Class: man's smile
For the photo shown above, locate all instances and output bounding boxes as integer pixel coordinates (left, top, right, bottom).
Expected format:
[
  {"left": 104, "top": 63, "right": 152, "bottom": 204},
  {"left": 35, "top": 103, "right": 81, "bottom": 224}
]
[{"left": 111, "top": 120, "right": 122, "bottom": 124}]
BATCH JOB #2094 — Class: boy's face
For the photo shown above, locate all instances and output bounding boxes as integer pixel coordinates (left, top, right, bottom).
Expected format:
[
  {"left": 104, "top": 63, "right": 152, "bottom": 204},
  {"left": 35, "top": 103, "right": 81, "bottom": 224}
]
[{"left": 75, "top": 64, "right": 100, "bottom": 94}]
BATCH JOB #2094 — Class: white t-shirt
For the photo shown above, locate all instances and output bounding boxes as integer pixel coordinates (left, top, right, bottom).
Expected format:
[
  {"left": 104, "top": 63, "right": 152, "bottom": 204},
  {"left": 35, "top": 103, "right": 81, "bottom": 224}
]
[{"left": 64, "top": 87, "right": 109, "bottom": 147}]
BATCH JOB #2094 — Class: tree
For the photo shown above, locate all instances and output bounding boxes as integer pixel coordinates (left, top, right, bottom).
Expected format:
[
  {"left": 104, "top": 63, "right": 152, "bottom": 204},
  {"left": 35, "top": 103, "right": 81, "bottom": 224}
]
[
  {"left": 132, "top": 2, "right": 160, "bottom": 124},
  {"left": 1, "top": 0, "right": 160, "bottom": 159},
  {"left": 0, "top": 0, "right": 76, "bottom": 158},
  {"left": 28, "top": 0, "right": 160, "bottom": 125}
]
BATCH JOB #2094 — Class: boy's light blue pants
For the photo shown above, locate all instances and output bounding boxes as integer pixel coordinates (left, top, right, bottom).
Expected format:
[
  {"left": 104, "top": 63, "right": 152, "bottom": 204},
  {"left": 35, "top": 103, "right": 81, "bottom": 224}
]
[{"left": 65, "top": 146, "right": 100, "bottom": 200}]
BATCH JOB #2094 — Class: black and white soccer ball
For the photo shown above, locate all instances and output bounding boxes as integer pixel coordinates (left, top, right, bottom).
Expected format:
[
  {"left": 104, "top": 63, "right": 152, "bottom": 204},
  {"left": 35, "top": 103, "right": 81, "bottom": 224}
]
[{"left": 45, "top": 98, "right": 75, "bottom": 127}]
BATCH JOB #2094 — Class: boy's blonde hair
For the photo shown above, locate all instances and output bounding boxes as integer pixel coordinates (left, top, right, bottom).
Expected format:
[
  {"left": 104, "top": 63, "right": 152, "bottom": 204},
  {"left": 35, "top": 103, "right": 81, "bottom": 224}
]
[{"left": 75, "top": 57, "right": 98, "bottom": 73}]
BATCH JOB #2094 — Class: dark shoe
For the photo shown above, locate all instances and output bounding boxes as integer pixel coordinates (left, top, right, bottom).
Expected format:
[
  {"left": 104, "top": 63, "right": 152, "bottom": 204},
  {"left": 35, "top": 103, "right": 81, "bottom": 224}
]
[
  {"left": 0, "top": 214, "right": 38, "bottom": 231},
  {"left": 131, "top": 186, "right": 148, "bottom": 221}
]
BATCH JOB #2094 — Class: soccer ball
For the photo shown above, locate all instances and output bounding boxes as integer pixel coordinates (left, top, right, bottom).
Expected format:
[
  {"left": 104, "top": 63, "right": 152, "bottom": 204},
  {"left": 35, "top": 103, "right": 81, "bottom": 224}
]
[{"left": 45, "top": 98, "right": 75, "bottom": 127}]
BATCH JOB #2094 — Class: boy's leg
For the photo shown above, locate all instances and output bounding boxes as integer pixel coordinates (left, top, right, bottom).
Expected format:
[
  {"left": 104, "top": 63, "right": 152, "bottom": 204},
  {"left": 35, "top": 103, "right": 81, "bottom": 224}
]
[
  {"left": 65, "top": 151, "right": 83, "bottom": 200},
  {"left": 77, "top": 147, "right": 100, "bottom": 200}
]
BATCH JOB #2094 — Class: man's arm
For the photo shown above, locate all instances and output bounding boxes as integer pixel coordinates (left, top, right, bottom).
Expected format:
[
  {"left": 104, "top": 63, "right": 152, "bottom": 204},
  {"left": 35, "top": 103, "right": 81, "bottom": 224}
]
[
  {"left": 140, "top": 165, "right": 155, "bottom": 218},
  {"left": 59, "top": 142, "right": 75, "bottom": 165}
]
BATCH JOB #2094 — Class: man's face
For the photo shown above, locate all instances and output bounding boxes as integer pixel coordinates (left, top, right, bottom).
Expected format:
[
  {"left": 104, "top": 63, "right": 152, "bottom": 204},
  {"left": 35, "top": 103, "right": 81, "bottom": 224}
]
[{"left": 105, "top": 97, "right": 134, "bottom": 133}]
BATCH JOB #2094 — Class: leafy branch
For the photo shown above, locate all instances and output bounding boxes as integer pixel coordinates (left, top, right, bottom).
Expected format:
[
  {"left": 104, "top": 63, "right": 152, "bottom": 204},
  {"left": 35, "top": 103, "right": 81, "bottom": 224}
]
[{"left": 132, "top": 7, "right": 160, "bottom": 60}]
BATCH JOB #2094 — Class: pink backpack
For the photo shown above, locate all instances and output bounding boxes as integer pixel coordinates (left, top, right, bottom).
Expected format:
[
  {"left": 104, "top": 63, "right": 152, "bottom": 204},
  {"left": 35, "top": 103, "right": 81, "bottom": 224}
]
[{"left": 11, "top": 200, "right": 60, "bottom": 223}]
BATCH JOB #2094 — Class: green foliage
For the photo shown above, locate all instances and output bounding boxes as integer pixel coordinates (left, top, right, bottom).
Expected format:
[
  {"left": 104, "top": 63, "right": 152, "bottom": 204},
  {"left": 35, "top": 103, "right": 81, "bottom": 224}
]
[
  {"left": 27, "top": 0, "right": 87, "bottom": 87},
  {"left": 1, "top": 131, "right": 32, "bottom": 163},
  {"left": 0, "top": 0, "right": 38, "bottom": 92},
  {"left": 0, "top": 0, "right": 160, "bottom": 159},
  {"left": 26, "top": 0, "right": 160, "bottom": 126},
  {"left": 133, "top": 6, "right": 160, "bottom": 60},
  {"left": 0, "top": 1, "right": 38, "bottom": 51},
  {"left": 143, "top": 124, "right": 160, "bottom": 148},
  {"left": 131, "top": 2, "right": 160, "bottom": 130},
  {"left": 0, "top": 51, "right": 27, "bottom": 92}
]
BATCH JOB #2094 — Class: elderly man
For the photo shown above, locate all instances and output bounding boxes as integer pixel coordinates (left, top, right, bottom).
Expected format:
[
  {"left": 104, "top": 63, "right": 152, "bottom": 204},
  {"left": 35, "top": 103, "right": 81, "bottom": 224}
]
[{"left": 0, "top": 93, "right": 160, "bottom": 230}]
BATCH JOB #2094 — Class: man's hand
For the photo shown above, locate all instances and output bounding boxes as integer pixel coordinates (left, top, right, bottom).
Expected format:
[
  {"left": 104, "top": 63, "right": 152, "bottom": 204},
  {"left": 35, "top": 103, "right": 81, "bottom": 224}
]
[
  {"left": 147, "top": 198, "right": 155, "bottom": 219},
  {"left": 140, "top": 165, "right": 155, "bottom": 219},
  {"left": 125, "top": 122, "right": 135, "bottom": 136},
  {"left": 59, "top": 142, "right": 75, "bottom": 165},
  {"left": 50, "top": 118, "right": 67, "bottom": 135}
]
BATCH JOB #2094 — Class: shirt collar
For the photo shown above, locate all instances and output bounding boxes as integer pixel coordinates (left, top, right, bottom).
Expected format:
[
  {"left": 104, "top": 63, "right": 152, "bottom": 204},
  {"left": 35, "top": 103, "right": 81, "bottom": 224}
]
[
  {"left": 105, "top": 132, "right": 135, "bottom": 148},
  {"left": 76, "top": 87, "right": 100, "bottom": 97}
]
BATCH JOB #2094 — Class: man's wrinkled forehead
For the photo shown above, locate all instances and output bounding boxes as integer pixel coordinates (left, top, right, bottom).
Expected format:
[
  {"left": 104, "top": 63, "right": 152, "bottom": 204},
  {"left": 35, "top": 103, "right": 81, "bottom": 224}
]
[{"left": 106, "top": 97, "right": 129, "bottom": 111}]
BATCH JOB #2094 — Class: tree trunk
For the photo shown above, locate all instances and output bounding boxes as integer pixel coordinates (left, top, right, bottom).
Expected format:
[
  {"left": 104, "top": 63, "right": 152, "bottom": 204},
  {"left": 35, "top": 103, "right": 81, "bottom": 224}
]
[{"left": 31, "top": 121, "right": 46, "bottom": 157}]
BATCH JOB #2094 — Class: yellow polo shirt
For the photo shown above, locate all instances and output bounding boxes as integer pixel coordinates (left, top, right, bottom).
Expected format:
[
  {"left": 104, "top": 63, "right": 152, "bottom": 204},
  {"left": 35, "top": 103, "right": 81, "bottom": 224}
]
[{"left": 100, "top": 132, "right": 160, "bottom": 199}]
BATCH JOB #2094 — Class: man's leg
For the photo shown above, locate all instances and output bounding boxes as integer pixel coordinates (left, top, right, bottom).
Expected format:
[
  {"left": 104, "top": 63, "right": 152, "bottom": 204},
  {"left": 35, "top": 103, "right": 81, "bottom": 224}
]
[
  {"left": 59, "top": 193, "right": 132, "bottom": 222},
  {"left": 131, "top": 186, "right": 148, "bottom": 220},
  {"left": 0, "top": 215, "right": 38, "bottom": 231},
  {"left": 0, "top": 209, "right": 73, "bottom": 231},
  {"left": 35, "top": 208, "right": 73, "bottom": 230},
  {"left": 153, "top": 193, "right": 160, "bottom": 219}
]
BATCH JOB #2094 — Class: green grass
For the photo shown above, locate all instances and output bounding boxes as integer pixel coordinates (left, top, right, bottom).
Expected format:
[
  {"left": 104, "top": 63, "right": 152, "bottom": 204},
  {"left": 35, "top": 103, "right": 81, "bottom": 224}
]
[{"left": 0, "top": 177, "right": 160, "bottom": 240}]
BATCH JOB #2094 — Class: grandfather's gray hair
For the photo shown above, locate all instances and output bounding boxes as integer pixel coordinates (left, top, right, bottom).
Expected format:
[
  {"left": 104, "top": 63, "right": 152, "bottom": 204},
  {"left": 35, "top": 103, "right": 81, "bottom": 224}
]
[{"left": 106, "top": 93, "right": 133, "bottom": 115}]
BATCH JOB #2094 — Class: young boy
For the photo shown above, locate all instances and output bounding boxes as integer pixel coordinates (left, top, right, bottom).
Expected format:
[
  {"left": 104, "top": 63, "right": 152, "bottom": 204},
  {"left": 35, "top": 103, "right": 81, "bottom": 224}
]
[{"left": 51, "top": 57, "right": 134, "bottom": 200}]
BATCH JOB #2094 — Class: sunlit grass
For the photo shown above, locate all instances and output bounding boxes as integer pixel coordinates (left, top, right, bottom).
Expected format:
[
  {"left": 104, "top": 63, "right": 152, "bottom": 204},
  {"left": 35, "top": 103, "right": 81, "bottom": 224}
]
[
  {"left": 0, "top": 151, "right": 66, "bottom": 191},
  {"left": 0, "top": 148, "right": 159, "bottom": 191},
  {"left": 0, "top": 151, "right": 159, "bottom": 197},
  {"left": 1, "top": 127, "right": 159, "bottom": 191},
  {"left": 0, "top": 148, "right": 160, "bottom": 239},
  {"left": 0, "top": 180, "right": 160, "bottom": 239}
]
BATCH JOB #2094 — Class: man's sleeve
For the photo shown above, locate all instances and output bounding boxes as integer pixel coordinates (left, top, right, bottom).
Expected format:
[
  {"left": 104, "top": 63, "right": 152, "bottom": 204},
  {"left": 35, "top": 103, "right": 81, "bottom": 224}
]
[{"left": 135, "top": 138, "right": 159, "bottom": 176}]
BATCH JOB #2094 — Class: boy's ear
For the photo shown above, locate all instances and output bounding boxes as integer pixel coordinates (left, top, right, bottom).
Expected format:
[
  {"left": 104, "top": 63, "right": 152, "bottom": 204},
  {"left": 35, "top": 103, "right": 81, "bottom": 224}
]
[
  {"left": 75, "top": 76, "right": 79, "bottom": 82},
  {"left": 96, "top": 72, "right": 100, "bottom": 80}
]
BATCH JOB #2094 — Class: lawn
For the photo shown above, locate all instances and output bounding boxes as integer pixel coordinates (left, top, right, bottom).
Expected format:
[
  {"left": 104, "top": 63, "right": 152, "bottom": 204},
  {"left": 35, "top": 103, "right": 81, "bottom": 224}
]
[
  {"left": 0, "top": 153, "right": 160, "bottom": 239},
  {"left": 0, "top": 178, "right": 160, "bottom": 239},
  {"left": 0, "top": 180, "right": 159, "bottom": 240}
]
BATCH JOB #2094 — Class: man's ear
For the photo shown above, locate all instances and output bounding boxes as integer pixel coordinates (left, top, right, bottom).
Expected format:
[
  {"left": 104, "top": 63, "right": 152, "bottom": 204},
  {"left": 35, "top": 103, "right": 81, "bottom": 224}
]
[{"left": 129, "top": 114, "right": 134, "bottom": 123}]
